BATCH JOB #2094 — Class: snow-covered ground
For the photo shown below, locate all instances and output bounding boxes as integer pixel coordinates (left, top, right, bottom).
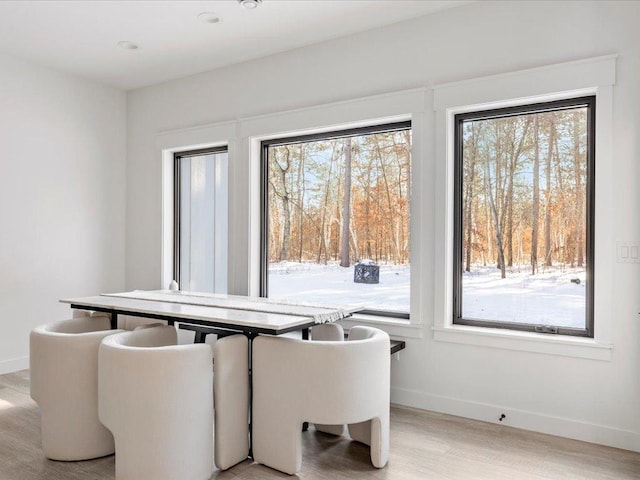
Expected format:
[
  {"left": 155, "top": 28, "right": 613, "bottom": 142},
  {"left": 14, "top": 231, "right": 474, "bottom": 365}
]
[
  {"left": 268, "top": 261, "right": 587, "bottom": 327},
  {"left": 462, "top": 266, "right": 586, "bottom": 328},
  {"left": 268, "top": 261, "right": 410, "bottom": 313}
]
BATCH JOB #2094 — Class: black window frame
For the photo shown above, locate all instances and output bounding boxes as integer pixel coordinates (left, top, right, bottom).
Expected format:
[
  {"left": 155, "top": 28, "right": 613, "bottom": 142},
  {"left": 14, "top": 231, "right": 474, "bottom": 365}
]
[
  {"left": 452, "top": 96, "right": 596, "bottom": 337},
  {"left": 173, "top": 145, "right": 229, "bottom": 288},
  {"left": 260, "top": 120, "right": 412, "bottom": 319}
]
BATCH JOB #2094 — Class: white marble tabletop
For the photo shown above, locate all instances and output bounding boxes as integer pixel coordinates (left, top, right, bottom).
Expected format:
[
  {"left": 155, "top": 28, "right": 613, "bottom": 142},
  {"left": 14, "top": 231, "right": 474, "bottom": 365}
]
[
  {"left": 103, "top": 290, "right": 354, "bottom": 323},
  {"left": 59, "top": 294, "right": 317, "bottom": 333}
]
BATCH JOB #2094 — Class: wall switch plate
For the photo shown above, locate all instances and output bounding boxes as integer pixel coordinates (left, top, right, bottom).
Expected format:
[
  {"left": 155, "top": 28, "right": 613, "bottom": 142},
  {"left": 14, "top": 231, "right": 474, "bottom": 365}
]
[{"left": 617, "top": 241, "right": 640, "bottom": 263}]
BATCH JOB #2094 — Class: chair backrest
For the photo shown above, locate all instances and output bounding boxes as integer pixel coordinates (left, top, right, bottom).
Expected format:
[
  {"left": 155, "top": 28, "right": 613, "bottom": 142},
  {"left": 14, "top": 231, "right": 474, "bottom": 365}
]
[
  {"left": 99, "top": 326, "right": 212, "bottom": 430},
  {"left": 35, "top": 316, "right": 112, "bottom": 335},
  {"left": 311, "top": 323, "right": 344, "bottom": 341},
  {"left": 254, "top": 326, "right": 390, "bottom": 426},
  {"left": 29, "top": 317, "right": 121, "bottom": 461},
  {"left": 348, "top": 325, "right": 379, "bottom": 341},
  {"left": 98, "top": 325, "right": 214, "bottom": 480},
  {"left": 108, "top": 324, "right": 177, "bottom": 348},
  {"left": 29, "top": 317, "right": 121, "bottom": 410},
  {"left": 213, "top": 334, "right": 249, "bottom": 470}
]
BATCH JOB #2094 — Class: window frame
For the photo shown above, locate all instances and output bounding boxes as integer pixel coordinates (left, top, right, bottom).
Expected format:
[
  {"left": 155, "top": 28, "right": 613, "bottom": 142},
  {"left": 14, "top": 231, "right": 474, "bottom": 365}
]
[
  {"left": 259, "top": 120, "right": 412, "bottom": 319},
  {"left": 173, "top": 145, "right": 229, "bottom": 289},
  {"left": 452, "top": 96, "right": 596, "bottom": 338}
]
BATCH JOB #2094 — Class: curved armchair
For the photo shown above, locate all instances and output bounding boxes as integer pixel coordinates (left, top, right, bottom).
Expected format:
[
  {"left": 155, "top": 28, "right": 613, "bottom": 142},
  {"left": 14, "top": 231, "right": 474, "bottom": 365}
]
[
  {"left": 98, "top": 326, "right": 213, "bottom": 480},
  {"left": 253, "top": 326, "right": 390, "bottom": 475},
  {"left": 311, "top": 323, "right": 346, "bottom": 436},
  {"left": 213, "top": 334, "right": 249, "bottom": 470},
  {"left": 30, "top": 316, "right": 122, "bottom": 460}
]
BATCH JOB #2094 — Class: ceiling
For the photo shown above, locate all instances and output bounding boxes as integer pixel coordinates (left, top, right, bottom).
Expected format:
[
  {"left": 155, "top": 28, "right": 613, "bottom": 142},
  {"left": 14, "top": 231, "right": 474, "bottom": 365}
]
[{"left": 0, "top": 0, "right": 473, "bottom": 90}]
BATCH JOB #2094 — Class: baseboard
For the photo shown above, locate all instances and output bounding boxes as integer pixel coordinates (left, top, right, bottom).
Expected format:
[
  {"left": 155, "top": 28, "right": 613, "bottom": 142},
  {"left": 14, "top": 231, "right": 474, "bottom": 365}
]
[
  {"left": 391, "top": 386, "right": 640, "bottom": 453},
  {"left": 0, "top": 356, "right": 29, "bottom": 376}
]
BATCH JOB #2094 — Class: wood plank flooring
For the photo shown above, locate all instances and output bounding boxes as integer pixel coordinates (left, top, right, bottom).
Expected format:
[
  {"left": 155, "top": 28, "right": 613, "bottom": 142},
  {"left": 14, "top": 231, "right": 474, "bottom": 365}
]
[{"left": 1, "top": 370, "right": 639, "bottom": 479}]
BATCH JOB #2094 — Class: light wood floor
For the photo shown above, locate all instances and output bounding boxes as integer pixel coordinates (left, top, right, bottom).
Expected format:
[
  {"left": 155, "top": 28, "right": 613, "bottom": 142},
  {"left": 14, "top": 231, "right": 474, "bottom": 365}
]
[{"left": 2, "top": 370, "right": 639, "bottom": 479}]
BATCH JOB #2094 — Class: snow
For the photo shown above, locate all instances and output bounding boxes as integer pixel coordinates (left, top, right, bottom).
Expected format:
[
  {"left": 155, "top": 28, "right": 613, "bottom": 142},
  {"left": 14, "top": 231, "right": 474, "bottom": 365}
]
[
  {"left": 462, "top": 266, "right": 586, "bottom": 328},
  {"left": 268, "top": 261, "right": 410, "bottom": 313},
  {"left": 269, "top": 261, "right": 587, "bottom": 328}
]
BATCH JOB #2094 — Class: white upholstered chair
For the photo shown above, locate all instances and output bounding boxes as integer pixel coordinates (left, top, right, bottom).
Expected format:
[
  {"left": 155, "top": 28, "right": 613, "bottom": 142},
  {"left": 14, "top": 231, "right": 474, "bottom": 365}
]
[
  {"left": 310, "top": 323, "right": 347, "bottom": 436},
  {"left": 30, "top": 316, "right": 123, "bottom": 461},
  {"left": 213, "top": 334, "right": 249, "bottom": 470},
  {"left": 253, "top": 326, "right": 390, "bottom": 475},
  {"left": 98, "top": 325, "right": 214, "bottom": 480}
]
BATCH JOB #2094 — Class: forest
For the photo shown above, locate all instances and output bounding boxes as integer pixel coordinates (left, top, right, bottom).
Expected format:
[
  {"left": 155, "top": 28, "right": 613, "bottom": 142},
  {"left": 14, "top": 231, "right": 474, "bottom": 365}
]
[
  {"left": 266, "top": 128, "right": 411, "bottom": 268},
  {"left": 461, "top": 105, "right": 589, "bottom": 279},
  {"left": 265, "top": 103, "right": 589, "bottom": 288}
]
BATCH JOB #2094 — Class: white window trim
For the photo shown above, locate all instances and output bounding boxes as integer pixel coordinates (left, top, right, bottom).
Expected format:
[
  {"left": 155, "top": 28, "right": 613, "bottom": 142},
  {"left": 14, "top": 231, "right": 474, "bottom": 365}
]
[
  {"left": 432, "top": 55, "right": 617, "bottom": 360},
  {"left": 156, "top": 121, "right": 236, "bottom": 292},
  {"left": 240, "top": 88, "right": 428, "bottom": 339},
  {"left": 155, "top": 89, "right": 428, "bottom": 339}
]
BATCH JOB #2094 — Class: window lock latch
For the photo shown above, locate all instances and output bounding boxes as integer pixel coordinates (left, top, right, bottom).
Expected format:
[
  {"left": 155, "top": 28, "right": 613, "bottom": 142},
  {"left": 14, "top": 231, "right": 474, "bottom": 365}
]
[{"left": 534, "top": 325, "right": 559, "bottom": 334}]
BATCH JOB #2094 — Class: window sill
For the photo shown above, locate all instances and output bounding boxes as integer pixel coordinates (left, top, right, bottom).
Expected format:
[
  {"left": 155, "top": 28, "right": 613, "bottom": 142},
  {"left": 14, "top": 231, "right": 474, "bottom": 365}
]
[
  {"left": 339, "top": 313, "right": 423, "bottom": 339},
  {"left": 433, "top": 325, "right": 612, "bottom": 361}
]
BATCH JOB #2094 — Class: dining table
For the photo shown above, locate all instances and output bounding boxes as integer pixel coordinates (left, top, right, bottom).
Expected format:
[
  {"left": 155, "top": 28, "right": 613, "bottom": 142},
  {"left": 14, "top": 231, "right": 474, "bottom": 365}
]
[
  {"left": 60, "top": 289, "right": 360, "bottom": 456},
  {"left": 60, "top": 289, "right": 356, "bottom": 335}
]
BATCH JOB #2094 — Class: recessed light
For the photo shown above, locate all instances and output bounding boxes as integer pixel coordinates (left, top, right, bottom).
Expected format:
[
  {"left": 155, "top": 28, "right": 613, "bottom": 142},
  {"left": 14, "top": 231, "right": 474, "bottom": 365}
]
[
  {"left": 238, "top": 0, "right": 262, "bottom": 10},
  {"left": 117, "top": 41, "right": 139, "bottom": 50},
  {"left": 198, "top": 12, "right": 221, "bottom": 24}
]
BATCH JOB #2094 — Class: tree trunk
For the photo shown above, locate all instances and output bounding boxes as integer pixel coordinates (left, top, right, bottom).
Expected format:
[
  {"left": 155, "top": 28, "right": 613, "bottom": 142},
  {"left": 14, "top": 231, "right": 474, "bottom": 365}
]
[
  {"left": 485, "top": 194, "right": 492, "bottom": 267},
  {"left": 484, "top": 147, "right": 506, "bottom": 279},
  {"left": 374, "top": 137, "right": 400, "bottom": 263},
  {"left": 316, "top": 144, "right": 337, "bottom": 263},
  {"left": 404, "top": 131, "right": 411, "bottom": 260},
  {"left": 271, "top": 147, "right": 292, "bottom": 262},
  {"left": 297, "top": 145, "right": 305, "bottom": 262},
  {"left": 495, "top": 123, "right": 503, "bottom": 270},
  {"left": 464, "top": 123, "right": 477, "bottom": 272},
  {"left": 364, "top": 159, "right": 373, "bottom": 259},
  {"left": 531, "top": 115, "right": 540, "bottom": 275},
  {"left": 573, "top": 111, "right": 584, "bottom": 267},
  {"left": 544, "top": 118, "right": 555, "bottom": 267},
  {"left": 340, "top": 138, "right": 352, "bottom": 267}
]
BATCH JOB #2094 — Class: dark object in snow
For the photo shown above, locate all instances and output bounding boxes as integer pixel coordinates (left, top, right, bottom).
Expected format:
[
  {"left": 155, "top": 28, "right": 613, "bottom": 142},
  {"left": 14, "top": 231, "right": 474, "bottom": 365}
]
[
  {"left": 354, "top": 262, "right": 380, "bottom": 284},
  {"left": 570, "top": 278, "right": 581, "bottom": 285}
]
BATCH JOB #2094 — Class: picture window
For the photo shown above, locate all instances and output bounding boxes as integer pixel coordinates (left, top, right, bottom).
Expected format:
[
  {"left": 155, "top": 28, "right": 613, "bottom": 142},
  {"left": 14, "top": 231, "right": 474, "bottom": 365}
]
[{"left": 453, "top": 97, "right": 595, "bottom": 337}]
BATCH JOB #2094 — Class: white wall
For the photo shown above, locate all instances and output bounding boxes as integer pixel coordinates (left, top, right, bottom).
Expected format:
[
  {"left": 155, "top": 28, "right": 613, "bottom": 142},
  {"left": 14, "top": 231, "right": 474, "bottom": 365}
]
[
  {"left": 126, "top": 1, "right": 640, "bottom": 450},
  {"left": 0, "top": 53, "right": 127, "bottom": 373}
]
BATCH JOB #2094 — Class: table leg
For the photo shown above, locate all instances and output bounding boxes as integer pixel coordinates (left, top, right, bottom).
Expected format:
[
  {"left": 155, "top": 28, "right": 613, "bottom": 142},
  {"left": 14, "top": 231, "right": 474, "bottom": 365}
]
[
  {"left": 301, "top": 327, "right": 309, "bottom": 431},
  {"left": 247, "top": 332, "right": 257, "bottom": 458},
  {"left": 110, "top": 312, "right": 118, "bottom": 330}
]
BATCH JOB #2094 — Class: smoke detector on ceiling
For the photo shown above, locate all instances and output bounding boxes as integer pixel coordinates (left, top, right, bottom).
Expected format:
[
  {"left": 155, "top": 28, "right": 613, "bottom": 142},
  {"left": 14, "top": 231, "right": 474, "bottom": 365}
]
[{"left": 238, "top": 0, "right": 262, "bottom": 9}]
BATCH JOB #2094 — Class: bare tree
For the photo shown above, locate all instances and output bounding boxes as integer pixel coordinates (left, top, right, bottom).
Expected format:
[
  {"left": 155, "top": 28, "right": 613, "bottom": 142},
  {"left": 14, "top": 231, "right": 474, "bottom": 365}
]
[
  {"left": 296, "top": 145, "right": 305, "bottom": 261},
  {"left": 316, "top": 144, "right": 338, "bottom": 263},
  {"left": 340, "top": 138, "right": 352, "bottom": 267},
  {"left": 484, "top": 124, "right": 506, "bottom": 279},
  {"left": 464, "top": 123, "right": 478, "bottom": 272},
  {"left": 505, "top": 117, "right": 531, "bottom": 267},
  {"left": 573, "top": 111, "right": 584, "bottom": 267},
  {"left": 531, "top": 115, "right": 540, "bottom": 275},
  {"left": 544, "top": 117, "right": 555, "bottom": 267},
  {"left": 270, "top": 146, "right": 292, "bottom": 261}
]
